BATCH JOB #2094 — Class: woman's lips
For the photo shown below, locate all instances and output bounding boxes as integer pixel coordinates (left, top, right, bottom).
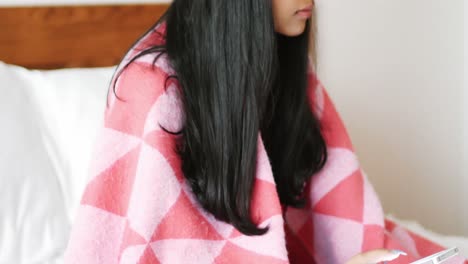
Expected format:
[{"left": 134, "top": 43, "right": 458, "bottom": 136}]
[
  {"left": 295, "top": 10, "right": 312, "bottom": 18},
  {"left": 295, "top": 4, "right": 313, "bottom": 18}
]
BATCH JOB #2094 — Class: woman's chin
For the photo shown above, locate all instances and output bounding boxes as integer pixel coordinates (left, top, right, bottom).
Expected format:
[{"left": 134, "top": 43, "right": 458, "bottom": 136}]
[{"left": 276, "top": 23, "right": 307, "bottom": 37}]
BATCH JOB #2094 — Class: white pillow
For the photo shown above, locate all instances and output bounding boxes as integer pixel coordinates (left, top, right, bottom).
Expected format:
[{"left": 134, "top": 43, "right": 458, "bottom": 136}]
[{"left": 0, "top": 61, "right": 115, "bottom": 263}]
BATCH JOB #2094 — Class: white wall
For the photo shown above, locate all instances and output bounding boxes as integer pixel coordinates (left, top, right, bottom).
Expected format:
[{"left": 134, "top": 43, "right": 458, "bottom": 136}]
[
  {"left": 315, "top": 0, "right": 466, "bottom": 236},
  {"left": 463, "top": 0, "right": 468, "bottom": 236}
]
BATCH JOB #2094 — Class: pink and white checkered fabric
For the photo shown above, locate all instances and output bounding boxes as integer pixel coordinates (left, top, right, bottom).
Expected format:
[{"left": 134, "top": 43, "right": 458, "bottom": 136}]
[{"left": 64, "top": 22, "right": 467, "bottom": 264}]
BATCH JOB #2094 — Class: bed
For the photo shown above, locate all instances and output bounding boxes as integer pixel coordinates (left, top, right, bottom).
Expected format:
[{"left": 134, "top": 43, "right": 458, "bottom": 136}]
[
  {"left": 0, "top": 4, "right": 169, "bottom": 263},
  {"left": 0, "top": 3, "right": 466, "bottom": 263}
]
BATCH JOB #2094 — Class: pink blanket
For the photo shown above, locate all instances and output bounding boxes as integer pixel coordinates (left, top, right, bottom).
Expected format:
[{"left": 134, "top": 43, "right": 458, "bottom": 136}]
[{"left": 65, "top": 23, "right": 467, "bottom": 264}]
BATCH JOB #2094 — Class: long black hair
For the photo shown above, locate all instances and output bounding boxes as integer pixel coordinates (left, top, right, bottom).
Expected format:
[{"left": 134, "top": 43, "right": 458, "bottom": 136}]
[{"left": 111, "top": 0, "right": 327, "bottom": 236}]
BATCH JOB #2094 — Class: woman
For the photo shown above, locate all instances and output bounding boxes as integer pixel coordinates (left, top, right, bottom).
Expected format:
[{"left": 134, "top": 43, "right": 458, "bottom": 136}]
[{"left": 65, "top": 0, "right": 411, "bottom": 263}]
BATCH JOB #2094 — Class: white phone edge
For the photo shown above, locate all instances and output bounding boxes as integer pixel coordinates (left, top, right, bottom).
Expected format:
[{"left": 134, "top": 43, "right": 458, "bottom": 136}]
[{"left": 409, "top": 247, "right": 459, "bottom": 264}]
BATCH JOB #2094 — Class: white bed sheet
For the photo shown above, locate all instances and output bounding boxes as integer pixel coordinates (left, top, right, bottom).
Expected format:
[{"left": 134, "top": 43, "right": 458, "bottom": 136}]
[{"left": 386, "top": 215, "right": 468, "bottom": 259}]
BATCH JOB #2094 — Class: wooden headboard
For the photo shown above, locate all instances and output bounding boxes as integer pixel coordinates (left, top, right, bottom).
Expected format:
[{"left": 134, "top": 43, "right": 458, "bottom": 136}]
[{"left": 0, "top": 4, "right": 170, "bottom": 69}]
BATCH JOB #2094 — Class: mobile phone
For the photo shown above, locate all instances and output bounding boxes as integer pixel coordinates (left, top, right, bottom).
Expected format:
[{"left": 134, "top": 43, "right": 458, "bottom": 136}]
[{"left": 409, "top": 247, "right": 459, "bottom": 264}]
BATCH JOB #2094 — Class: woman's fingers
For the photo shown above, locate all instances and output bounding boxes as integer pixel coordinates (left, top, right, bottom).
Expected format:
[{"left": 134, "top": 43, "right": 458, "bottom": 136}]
[{"left": 346, "top": 249, "right": 407, "bottom": 264}]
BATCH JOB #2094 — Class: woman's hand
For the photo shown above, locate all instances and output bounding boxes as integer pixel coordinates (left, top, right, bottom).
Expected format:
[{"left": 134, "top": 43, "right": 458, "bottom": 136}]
[{"left": 346, "top": 249, "right": 407, "bottom": 264}]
